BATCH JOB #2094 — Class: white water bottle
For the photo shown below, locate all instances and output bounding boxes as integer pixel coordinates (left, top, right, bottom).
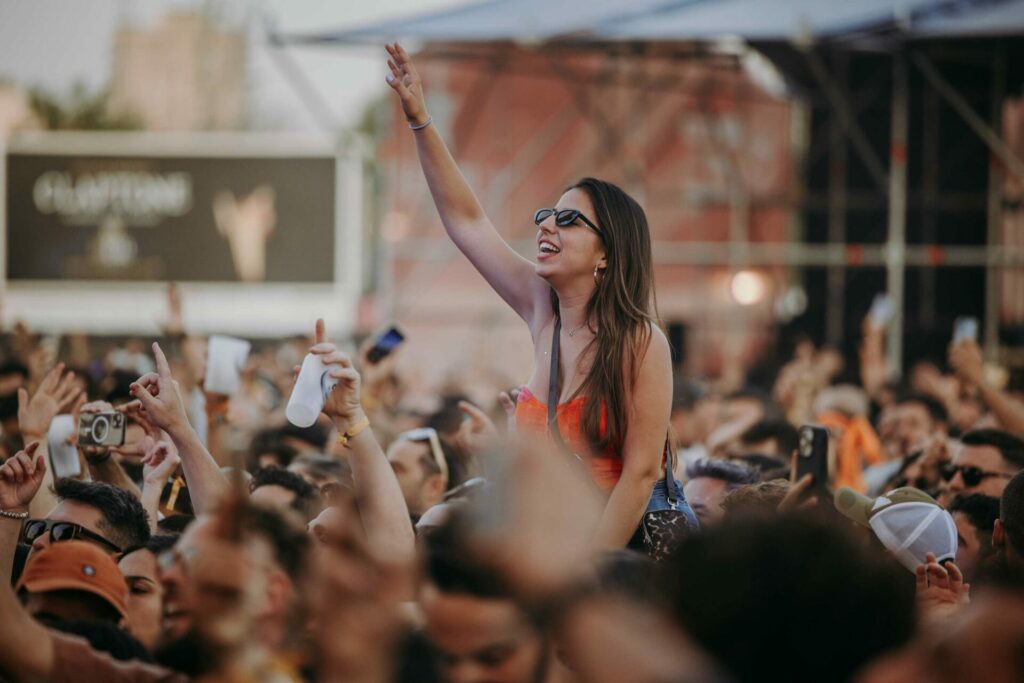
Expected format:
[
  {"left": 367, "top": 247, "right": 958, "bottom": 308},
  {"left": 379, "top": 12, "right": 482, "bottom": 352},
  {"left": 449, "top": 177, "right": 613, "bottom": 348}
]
[{"left": 285, "top": 353, "right": 338, "bottom": 428}]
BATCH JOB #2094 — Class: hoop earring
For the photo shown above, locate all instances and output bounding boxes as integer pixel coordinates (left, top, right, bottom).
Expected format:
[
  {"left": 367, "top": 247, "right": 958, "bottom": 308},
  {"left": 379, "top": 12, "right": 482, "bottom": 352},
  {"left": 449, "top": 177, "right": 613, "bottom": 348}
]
[{"left": 593, "top": 266, "right": 605, "bottom": 285}]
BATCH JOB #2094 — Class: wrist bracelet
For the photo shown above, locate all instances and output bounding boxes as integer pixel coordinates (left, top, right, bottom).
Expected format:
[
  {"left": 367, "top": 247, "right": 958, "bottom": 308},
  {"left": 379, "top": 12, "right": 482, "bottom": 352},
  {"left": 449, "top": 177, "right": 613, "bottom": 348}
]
[
  {"left": 408, "top": 116, "right": 433, "bottom": 131},
  {"left": 337, "top": 416, "right": 371, "bottom": 448},
  {"left": 0, "top": 509, "right": 28, "bottom": 521}
]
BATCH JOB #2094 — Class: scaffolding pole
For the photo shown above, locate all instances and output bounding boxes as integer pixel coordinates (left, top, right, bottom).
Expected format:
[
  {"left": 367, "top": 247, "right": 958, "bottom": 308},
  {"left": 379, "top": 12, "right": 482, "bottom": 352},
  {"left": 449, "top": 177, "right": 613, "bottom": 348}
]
[
  {"left": 887, "top": 54, "right": 908, "bottom": 378},
  {"left": 986, "top": 48, "right": 1006, "bottom": 360},
  {"left": 826, "top": 53, "right": 848, "bottom": 346}
]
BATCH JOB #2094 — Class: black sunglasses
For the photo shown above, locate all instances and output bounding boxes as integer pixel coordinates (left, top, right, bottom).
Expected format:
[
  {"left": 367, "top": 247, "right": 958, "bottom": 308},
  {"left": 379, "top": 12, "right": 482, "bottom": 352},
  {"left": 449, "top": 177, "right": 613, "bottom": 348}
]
[
  {"left": 940, "top": 464, "right": 1014, "bottom": 488},
  {"left": 534, "top": 208, "right": 603, "bottom": 237},
  {"left": 21, "top": 519, "right": 122, "bottom": 554}
]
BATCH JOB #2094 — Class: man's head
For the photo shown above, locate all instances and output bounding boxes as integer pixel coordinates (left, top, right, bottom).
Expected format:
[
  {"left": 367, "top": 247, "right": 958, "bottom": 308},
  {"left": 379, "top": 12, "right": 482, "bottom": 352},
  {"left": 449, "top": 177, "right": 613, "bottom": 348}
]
[
  {"left": 249, "top": 466, "right": 321, "bottom": 521},
  {"left": 738, "top": 420, "right": 799, "bottom": 460},
  {"left": 287, "top": 453, "right": 352, "bottom": 489},
  {"left": 892, "top": 393, "right": 948, "bottom": 458},
  {"left": 939, "top": 429, "right": 1024, "bottom": 505},
  {"left": 27, "top": 479, "right": 150, "bottom": 560},
  {"left": 388, "top": 429, "right": 450, "bottom": 518},
  {"left": 669, "top": 378, "right": 716, "bottom": 447},
  {"left": 666, "top": 514, "right": 913, "bottom": 683},
  {"left": 947, "top": 494, "right": 1001, "bottom": 581},
  {"left": 159, "top": 504, "right": 309, "bottom": 650},
  {"left": 17, "top": 540, "right": 129, "bottom": 627},
  {"left": 994, "top": 469, "right": 1024, "bottom": 573},
  {"left": 683, "top": 458, "right": 758, "bottom": 527},
  {"left": 420, "top": 521, "right": 547, "bottom": 683}
]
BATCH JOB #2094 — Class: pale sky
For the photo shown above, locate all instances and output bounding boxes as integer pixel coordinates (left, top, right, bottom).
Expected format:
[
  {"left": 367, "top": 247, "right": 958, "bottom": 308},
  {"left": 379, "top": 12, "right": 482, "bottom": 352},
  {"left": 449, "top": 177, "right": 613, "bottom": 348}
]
[{"left": 0, "top": 0, "right": 467, "bottom": 131}]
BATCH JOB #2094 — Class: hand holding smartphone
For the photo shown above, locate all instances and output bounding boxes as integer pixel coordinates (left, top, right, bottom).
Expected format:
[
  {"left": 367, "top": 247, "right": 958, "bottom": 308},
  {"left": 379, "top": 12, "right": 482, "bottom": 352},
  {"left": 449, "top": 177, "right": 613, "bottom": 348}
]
[
  {"left": 795, "top": 425, "right": 829, "bottom": 488},
  {"left": 952, "top": 317, "right": 979, "bottom": 345},
  {"left": 365, "top": 326, "right": 405, "bottom": 364}
]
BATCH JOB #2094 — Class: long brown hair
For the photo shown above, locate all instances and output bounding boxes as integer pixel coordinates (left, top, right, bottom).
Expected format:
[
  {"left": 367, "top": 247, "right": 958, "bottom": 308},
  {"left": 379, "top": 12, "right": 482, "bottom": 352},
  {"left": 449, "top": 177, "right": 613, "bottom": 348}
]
[{"left": 554, "top": 177, "right": 659, "bottom": 454}]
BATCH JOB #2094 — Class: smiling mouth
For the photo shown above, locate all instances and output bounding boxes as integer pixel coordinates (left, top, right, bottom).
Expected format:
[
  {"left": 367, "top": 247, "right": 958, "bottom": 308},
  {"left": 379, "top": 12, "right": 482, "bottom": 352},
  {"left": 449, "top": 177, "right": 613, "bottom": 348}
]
[{"left": 539, "top": 243, "right": 561, "bottom": 254}]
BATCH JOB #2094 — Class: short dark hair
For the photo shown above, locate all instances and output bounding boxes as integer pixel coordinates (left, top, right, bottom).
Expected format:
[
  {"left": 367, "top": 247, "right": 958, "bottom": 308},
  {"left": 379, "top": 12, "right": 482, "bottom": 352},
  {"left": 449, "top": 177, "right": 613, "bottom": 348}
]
[
  {"left": 49, "top": 619, "right": 153, "bottom": 663},
  {"left": 740, "top": 419, "right": 799, "bottom": 457},
  {"left": 250, "top": 466, "right": 320, "bottom": 518},
  {"left": 279, "top": 421, "right": 330, "bottom": 451},
  {"left": 156, "top": 514, "right": 194, "bottom": 535},
  {"left": 53, "top": 478, "right": 150, "bottom": 550},
  {"left": 248, "top": 428, "right": 299, "bottom": 471},
  {"left": 0, "top": 361, "right": 29, "bottom": 380},
  {"left": 671, "top": 377, "right": 705, "bottom": 413},
  {"left": 664, "top": 514, "right": 914, "bottom": 683},
  {"left": 1001, "top": 471, "right": 1024, "bottom": 557},
  {"left": 422, "top": 514, "right": 513, "bottom": 599},
  {"left": 729, "top": 453, "right": 790, "bottom": 482},
  {"left": 227, "top": 502, "right": 310, "bottom": 581},
  {"left": 948, "top": 493, "right": 1001, "bottom": 534},
  {"left": 897, "top": 392, "right": 948, "bottom": 426},
  {"left": 290, "top": 454, "right": 352, "bottom": 487},
  {"left": 961, "top": 428, "right": 1024, "bottom": 469},
  {"left": 0, "top": 393, "right": 19, "bottom": 421},
  {"left": 685, "top": 458, "right": 758, "bottom": 490}
]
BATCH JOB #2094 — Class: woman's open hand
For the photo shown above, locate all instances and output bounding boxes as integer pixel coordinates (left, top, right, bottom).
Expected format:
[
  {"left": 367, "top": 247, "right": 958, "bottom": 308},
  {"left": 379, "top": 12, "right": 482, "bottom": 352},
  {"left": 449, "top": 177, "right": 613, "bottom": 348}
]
[{"left": 384, "top": 43, "right": 429, "bottom": 126}]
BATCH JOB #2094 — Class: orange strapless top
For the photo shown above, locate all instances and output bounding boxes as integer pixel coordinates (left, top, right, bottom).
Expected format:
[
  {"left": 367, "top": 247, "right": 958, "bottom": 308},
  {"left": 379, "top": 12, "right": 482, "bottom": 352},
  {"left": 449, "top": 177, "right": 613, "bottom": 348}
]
[{"left": 514, "top": 387, "right": 622, "bottom": 492}]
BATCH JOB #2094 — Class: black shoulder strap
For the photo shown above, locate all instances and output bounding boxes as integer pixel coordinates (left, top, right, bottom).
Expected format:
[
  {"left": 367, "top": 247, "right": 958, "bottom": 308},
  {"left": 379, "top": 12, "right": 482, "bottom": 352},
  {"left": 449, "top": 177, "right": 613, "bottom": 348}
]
[{"left": 547, "top": 317, "right": 572, "bottom": 454}]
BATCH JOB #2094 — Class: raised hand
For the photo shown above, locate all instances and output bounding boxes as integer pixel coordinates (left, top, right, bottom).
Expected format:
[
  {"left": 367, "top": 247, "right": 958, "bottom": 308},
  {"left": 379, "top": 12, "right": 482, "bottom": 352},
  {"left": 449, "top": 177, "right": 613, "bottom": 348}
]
[
  {"left": 142, "top": 439, "right": 180, "bottom": 487},
  {"left": 916, "top": 551, "right": 970, "bottom": 623},
  {"left": 129, "top": 343, "right": 190, "bottom": 436},
  {"left": 308, "top": 319, "right": 364, "bottom": 430},
  {"left": 949, "top": 338, "right": 985, "bottom": 388},
  {"left": 451, "top": 400, "right": 499, "bottom": 456},
  {"left": 112, "top": 400, "right": 163, "bottom": 459},
  {"left": 0, "top": 442, "right": 45, "bottom": 512},
  {"left": 18, "top": 363, "right": 82, "bottom": 439},
  {"left": 384, "top": 43, "right": 429, "bottom": 126}
]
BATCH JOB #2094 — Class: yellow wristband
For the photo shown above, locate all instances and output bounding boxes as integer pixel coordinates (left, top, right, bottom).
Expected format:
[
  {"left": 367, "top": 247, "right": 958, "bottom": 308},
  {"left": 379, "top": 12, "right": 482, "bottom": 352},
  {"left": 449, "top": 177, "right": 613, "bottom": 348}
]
[{"left": 337, "top": 416, "right": 370, "bottom": 448}]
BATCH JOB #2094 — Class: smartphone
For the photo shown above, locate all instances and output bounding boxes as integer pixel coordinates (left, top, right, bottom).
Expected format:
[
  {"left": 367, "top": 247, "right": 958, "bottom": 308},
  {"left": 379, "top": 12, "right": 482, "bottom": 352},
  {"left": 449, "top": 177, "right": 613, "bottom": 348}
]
[
  {"left": 796, "top": 425, "right": 829, "bottom": 487},
  {"left": 953, "top": 317, "right": 979, "bottom": 344},
  {"left": 78, "top": 412, "right": 126, "bottom": 448},
  {"left": 868, "top": 293, "right": 894, "bottom": 328},
  {"left": 365, "top": 326, "right": 405, "bottom": 364}
]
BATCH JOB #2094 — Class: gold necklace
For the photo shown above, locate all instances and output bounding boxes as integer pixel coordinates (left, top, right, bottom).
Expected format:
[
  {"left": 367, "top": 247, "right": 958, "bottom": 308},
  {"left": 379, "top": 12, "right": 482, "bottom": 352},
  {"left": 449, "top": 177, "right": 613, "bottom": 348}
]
[{"left": 564, "top": 321, "right": 587, "bottom": 337}]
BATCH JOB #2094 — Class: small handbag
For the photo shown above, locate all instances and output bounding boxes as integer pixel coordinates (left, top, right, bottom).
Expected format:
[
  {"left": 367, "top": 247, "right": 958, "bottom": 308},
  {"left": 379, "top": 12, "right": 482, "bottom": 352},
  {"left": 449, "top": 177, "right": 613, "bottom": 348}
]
[{"left": 546, "top": 317, "right": 697, "bottom": 561}]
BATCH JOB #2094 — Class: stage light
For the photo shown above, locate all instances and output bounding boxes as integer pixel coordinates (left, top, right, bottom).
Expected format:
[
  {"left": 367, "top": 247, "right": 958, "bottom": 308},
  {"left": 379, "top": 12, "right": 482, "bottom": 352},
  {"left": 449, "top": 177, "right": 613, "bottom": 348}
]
[{"left": 730, "top": 270, "right": 767, "bottom": 306}]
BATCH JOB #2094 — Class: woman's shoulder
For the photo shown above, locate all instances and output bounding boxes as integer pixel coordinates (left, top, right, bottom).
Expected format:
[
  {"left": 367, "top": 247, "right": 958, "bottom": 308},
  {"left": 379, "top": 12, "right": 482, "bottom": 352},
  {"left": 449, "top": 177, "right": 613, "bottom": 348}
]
[{"left": 624, "top": 322, "right": 671, "bottom": 375}]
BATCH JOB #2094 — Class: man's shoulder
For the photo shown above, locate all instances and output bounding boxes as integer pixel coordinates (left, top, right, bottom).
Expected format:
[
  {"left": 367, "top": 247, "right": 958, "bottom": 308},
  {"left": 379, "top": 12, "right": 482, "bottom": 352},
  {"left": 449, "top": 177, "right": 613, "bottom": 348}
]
[{"left": 49, "top": 630, "right": 187, "bottom": 683}]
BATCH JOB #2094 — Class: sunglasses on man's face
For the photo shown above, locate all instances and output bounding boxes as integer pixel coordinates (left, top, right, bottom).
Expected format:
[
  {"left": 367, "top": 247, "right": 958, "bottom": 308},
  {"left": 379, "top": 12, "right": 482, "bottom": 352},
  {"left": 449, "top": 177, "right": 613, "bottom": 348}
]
[
  {"left": 21, "top": 519, "right": 122, "bottom": 554},
  {"left": 533, "top": 208, "right": 603, "bottom": 238},
  {"left": 940, "top": 464, "right": 1014, "bottom": 488}
]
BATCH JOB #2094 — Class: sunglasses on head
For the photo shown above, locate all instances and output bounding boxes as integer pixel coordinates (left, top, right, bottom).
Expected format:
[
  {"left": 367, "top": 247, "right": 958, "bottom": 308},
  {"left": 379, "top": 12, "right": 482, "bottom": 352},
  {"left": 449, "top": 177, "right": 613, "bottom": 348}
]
[
  {"left": 398, "top": 427, "right": 450, "bottom": 484},
  {"left": 21, "top": 519, "right": 122, "bottom": 554},
  {"left": 940, "top": 463, "right": 1014, "bottom": 487},
  {"left": 534, "top": 208, "right": 603, "bottom": 238}
]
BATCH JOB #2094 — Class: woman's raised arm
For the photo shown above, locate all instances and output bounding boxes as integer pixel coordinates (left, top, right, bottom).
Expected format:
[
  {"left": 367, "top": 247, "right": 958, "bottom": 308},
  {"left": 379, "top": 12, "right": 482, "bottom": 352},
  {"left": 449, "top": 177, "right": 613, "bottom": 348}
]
[{"left": 385, "top": 43, "right": 548, "bottom": 326}]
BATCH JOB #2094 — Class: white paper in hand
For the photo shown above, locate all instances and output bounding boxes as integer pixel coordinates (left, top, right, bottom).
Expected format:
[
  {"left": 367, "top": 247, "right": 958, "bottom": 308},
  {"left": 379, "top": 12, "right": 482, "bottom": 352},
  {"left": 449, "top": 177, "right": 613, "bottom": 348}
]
[
  {"left": 205, "top": 335, "right": 251, "bottom": 396},
  {"left": 48, "top": 414, "right": 81, "bottom": 479}
]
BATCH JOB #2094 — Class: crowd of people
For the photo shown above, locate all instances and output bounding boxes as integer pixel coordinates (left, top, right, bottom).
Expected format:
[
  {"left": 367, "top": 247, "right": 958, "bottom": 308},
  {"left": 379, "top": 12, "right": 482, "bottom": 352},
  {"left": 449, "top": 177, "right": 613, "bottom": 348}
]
[{"left": 0, "top": 42, "right": 1022, "bottom": 682}]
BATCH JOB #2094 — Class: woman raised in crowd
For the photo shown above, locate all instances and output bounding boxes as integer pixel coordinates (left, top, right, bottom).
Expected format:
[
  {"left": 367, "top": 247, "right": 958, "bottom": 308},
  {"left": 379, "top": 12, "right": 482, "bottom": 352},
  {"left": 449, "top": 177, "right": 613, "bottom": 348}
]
[{"left": 384, "top": 43, "right": 683, "bottom": 548}]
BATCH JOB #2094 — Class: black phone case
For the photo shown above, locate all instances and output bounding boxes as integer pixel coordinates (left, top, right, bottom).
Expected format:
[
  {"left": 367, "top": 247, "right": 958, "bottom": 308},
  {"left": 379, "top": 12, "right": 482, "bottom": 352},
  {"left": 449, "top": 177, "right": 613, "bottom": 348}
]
[{"left": 796, "top": 425, "right": 829, "bottom": 486}]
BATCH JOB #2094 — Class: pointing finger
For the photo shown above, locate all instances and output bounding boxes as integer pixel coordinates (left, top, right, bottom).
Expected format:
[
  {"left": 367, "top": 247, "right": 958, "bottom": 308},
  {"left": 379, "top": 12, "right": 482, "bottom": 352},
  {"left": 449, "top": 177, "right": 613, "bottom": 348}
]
[{"left": 152, "top": 342, "right": 172, "bottom": 380}]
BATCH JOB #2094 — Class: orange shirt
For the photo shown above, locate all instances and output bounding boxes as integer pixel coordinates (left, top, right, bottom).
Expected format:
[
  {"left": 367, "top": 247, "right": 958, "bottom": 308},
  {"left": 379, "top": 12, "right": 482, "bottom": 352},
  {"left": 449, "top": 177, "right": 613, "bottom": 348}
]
[{"left": 514, "top": 387, "right": 622, "bottom": 492}]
